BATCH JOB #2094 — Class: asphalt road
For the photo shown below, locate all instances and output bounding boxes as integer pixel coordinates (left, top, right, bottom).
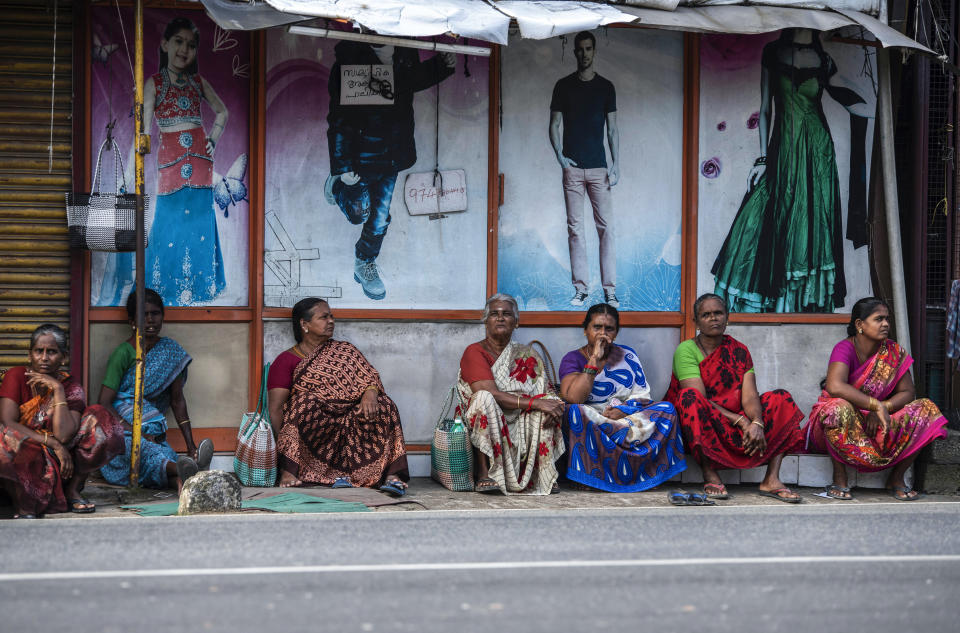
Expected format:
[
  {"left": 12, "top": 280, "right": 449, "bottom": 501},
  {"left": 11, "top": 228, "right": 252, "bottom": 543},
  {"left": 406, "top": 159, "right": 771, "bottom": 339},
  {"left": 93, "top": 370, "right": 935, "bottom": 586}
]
[{"left": 2, "top": 503, "right": 959, "bottom": 632}]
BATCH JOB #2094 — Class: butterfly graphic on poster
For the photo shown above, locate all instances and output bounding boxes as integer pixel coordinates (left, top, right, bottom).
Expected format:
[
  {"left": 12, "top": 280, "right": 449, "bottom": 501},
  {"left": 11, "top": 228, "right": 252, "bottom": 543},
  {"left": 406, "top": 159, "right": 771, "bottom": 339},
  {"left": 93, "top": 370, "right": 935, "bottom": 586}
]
[
  {"left": 92, "top": 33, "right": 119, "bottom": 66},
  {"left": 212, "top": 25, "right": 238, "bottom": 53},
  {"left": 232, "top": 55, "right": 249, "bottom": 79},
  {"left": 213, "top": 153, "right": 248, "bottom": 217}
]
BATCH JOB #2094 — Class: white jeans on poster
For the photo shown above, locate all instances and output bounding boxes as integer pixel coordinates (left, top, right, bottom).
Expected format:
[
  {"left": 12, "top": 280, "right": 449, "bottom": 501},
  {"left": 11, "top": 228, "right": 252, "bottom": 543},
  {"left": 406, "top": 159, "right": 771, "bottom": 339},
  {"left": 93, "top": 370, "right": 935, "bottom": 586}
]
[{"left": 562, "top": 166, "right": 615, "bottom": 293}]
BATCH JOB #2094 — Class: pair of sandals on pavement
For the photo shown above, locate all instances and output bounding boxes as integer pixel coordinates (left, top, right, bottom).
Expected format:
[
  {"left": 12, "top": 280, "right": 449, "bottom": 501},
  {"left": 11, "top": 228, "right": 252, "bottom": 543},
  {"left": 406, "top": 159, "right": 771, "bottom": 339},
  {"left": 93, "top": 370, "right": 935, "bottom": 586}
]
[
  {"left": 825, "top": 483, "right": 922, "bottom": 501},
  {"left": 332, "top": 475, "right": 407, "bottom": 497},
  {"left": 700, "top": 482, "right": 802, "bottom": 504},
  {"left": 174, "top": 438, "right": 215, "bottom": 486}
]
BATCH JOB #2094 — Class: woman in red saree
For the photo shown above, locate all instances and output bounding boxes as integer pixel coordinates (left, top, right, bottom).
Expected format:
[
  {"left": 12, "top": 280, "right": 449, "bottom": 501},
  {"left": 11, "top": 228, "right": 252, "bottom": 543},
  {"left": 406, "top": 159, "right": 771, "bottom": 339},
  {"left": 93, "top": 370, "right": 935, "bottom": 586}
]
[
  {"left": 0, "top": 325, "right": 123, "bottom": 518},
  {"left": 275, "top": 298, "right": 409, "bottom": 495},
  {"left": 806, "top": 297, "right": 948, "bottom": 500},
  {"left": 665, "top": 294, "right": 805, "bottom": 502}
]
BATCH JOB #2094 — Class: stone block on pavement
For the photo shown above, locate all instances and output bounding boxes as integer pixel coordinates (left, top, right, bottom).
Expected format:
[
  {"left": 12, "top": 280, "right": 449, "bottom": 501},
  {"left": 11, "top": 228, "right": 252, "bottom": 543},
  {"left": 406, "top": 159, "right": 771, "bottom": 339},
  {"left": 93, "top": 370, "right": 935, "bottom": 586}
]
[
  {"left": 922, "top": 464, "right": 960, "bottom": 495},
  {"left": 178, "top": 470, "right": 242, "bottom": 515},
  {"left": 930, "top": 430, "right": 960, "bottom": 465}
]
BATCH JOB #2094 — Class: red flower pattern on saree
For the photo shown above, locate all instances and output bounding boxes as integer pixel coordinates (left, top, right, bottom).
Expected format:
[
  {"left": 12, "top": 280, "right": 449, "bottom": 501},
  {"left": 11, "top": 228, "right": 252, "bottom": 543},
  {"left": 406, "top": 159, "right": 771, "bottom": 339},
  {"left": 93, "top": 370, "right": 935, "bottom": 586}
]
[
  {"left": 509, "top": 357, "right": 538, "bottom": 383},
  {"left": 493, "top": 442, "right": 502, "bottom": 457},
  {"left": 538, "top": 442, "right": 549, "bottom": 457}
]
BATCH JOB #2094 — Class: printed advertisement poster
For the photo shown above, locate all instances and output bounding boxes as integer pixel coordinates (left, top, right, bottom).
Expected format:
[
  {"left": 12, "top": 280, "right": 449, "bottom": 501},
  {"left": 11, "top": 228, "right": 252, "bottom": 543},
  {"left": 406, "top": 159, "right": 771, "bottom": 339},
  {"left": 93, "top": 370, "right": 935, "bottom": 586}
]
[
  {"left": 264, "top": 28, "right": 489, "bottom": 309},
  {"left": 89, "top": 7, "right": 251, "bottom": 307},
  {"left": 498, "top": 29, "right": 685, "bottom": 312}
]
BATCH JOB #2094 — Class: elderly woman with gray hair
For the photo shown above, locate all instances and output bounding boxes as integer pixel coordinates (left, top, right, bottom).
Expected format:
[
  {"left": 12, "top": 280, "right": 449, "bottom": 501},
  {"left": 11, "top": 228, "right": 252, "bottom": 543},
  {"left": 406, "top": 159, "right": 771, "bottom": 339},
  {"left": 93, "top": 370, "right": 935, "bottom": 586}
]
[
  {"left": 0, "top": 325, "right": 123, "bottom": 517},
  {"left": 458, "top": 293, "right": 565, "bottom": 494}
]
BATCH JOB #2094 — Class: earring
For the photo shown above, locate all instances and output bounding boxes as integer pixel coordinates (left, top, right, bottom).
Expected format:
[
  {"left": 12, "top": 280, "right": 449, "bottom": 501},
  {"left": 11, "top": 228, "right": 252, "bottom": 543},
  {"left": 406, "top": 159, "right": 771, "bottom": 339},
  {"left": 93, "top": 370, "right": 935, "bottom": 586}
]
[
  {"left": 858, "top": 328, "right": 863, "bottom": 334},
  {"left": 303, "top": 327, "right": 308, "bottom": 332}
]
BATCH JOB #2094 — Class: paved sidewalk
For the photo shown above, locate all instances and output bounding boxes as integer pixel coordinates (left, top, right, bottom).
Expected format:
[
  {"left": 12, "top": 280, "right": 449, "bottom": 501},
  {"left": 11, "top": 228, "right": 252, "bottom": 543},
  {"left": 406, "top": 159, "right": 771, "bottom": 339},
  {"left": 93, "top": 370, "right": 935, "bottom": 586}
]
[{"left": 4, "top": 476, "right": 958, "bottom": 520}]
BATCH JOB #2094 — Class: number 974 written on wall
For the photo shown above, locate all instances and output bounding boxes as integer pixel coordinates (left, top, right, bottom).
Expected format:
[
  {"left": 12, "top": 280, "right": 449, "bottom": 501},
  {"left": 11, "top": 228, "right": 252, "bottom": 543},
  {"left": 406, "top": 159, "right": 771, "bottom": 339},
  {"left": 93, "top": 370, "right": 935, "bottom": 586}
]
[{"left": 404, "top": 169, "right": 468, "bottom": 216}]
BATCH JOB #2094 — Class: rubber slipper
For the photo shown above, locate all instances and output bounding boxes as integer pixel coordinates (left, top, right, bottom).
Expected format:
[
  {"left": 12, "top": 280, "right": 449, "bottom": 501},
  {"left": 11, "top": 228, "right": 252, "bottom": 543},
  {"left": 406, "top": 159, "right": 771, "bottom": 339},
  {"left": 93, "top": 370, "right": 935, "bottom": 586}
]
[
  {"left": 378, "top": 480, "right": 406, "bottom": 497},
  {"left": 669, "top": 490, "right": 715, "bottom": 506},
  {"left": 332, "top": 477, "right": 353, "bottom": 489},
  {"left": 825, "top": 484, "right": 854, "bottom": 500},
  {"left": 196, "top": 438, "right": 214, "bottom": 471},
  {"left": 176, "top": 455, "right": 199, "bottom": 484},
  {"left": 888, "top": 485, "right": 922, "bottom": 501},
  {"left": 758, "top": 487, "right": 802, "bottom": 503},
  {"left": 703, "top": 483, "right": 729, "bottom": 500},
  {"left": 475, "top": 477, "right": 500, "bottom": 494},
  {"left": 69, "top": 497, "right": 96, "bottom": 514},
  {"left": 13, "top": 513, "right": 38, "bottom": 519}
]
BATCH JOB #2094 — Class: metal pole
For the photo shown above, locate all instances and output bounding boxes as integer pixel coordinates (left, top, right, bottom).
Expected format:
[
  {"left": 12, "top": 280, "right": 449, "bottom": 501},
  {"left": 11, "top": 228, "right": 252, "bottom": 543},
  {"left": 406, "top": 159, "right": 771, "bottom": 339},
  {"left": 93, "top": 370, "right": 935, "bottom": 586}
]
[
  {"left": 129, "top": 0, "right": 146, "bottom": 486},
  {"left": 878, "top": 47, "right": 911, "bottom": 356}
]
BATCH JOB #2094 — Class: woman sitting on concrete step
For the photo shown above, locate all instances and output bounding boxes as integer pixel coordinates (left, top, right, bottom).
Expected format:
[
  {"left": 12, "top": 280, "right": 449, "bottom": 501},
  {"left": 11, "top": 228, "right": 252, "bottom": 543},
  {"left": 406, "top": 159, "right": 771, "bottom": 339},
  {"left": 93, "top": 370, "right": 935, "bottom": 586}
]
[
  {"left": 269, "top": 297, "right": 408, "bottom": 496},
  {"left": 665, "top": 293, "right": 805, "bottom": 503},
  {"left": 0, "top": 324, "right": 124, "bottom": 517},
  {"left": 806, "top": 297, "right": 948, "bottom": 501},
  {"left": 99, "top": 289, "right": 213, "bottom": 491},
  {"left": 456, "top": 293, "right": 565, "bottom": 495}
]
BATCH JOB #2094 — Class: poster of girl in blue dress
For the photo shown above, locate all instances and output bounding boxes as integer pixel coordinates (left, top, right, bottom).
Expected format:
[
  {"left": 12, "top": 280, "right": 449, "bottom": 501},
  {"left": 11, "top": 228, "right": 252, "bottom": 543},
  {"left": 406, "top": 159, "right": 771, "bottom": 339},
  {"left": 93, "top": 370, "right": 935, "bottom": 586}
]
[{"left": 89, "top": 7, "right": 250, "bottom": 307}]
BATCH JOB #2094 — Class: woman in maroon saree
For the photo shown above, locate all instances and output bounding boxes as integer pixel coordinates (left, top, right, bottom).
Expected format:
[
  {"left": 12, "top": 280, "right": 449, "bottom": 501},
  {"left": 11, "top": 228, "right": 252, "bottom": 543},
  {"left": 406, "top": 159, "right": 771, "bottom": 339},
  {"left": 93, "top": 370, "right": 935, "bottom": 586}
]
[
  {"left": 665, "top": 294, "right": 805, "bottom": 502},
  {"left": 806, "top": 297, "right": 947, "bottom": 500},
  {"left": 0, "top": 325, "right": 123, "bottom": 518}
]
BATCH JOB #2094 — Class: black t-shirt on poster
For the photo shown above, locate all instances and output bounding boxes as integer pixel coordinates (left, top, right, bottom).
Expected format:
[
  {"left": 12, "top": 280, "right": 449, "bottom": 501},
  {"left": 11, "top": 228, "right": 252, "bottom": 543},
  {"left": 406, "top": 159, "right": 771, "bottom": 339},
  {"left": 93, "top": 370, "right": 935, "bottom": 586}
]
[{"left": 550, "top": 72, "right": 617, "bottom": 170}]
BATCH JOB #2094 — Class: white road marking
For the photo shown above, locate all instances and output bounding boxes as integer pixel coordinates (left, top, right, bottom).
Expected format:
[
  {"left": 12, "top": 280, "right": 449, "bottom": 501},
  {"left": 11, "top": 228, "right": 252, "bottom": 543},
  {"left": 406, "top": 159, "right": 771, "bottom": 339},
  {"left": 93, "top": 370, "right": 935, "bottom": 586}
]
[{"left": 1, "top": 555, "right": 958, "bottom": 582}]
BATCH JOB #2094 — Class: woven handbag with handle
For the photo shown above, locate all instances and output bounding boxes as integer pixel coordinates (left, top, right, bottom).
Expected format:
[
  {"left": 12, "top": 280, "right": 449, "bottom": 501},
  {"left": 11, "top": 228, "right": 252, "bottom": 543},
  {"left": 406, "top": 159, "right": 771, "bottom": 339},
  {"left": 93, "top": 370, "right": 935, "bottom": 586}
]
[
  {"left": 65, "top": 137, "right": 148, "bottom": 252},
  {"left": 430, "top": 382, "right": 474, "bottom": 492},
  {"left": 234, "top": 362, "right": 277, "bottom": 487}
]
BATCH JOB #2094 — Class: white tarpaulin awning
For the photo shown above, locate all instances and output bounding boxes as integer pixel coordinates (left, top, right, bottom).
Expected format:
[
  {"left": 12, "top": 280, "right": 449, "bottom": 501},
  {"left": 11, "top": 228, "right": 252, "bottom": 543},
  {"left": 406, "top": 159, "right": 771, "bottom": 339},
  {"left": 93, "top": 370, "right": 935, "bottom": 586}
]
[
  {"left": 199, "top": 0, "right": 930, "bottom": 55},
  {"left": 265, "top": 0, "right": 511, "bottom": 44},
  {"left": 622, "top": 5, "right": 934, "bottom": 54}
]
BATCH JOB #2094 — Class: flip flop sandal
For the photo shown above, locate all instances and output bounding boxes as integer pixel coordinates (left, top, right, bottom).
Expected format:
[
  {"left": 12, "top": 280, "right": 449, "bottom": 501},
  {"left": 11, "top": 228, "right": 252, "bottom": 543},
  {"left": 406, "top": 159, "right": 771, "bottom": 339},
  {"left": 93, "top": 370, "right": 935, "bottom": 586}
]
[
  {"left": 69, "top": 497, "right": 96, "bottom": 514},
  {"left": 825, "top": 484, "right": 854, "bottom": 500},
  {"left": 13, "top": 513, "right": 38, "bottom": 519},
  {"left": 332, "top": 477, "right": 353, "bottom": 489},
  {"left": 378, "top": 480, "right": 407, "bottom": 497},
  {"left": 475, "top": 478, "right": 500, "bottom": 494},
  {"left": 758, "top": 488, "right": 802, "bottom": 504},
  {"left": 176, "top": 455, "right": 199, "bottom": 483},
  {"left": 669, "top": 490, "right": 716, "bottom": 506},
  {"left": 196, "top": 438, "right": 214, "bottom": 471},
  {"left": 888, "top": 485, "right": 922, "bottom": 501},
  {"left": 703, "top": 483, "right": 729, "bottom": 500}
]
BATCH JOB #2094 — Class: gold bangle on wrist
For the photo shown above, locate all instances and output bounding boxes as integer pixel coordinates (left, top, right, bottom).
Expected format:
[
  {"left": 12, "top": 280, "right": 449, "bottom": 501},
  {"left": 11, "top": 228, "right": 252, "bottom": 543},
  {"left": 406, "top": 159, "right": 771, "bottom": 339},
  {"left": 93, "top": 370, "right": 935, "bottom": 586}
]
[
  {"left": 516, "top": 394, "right": 521, "bottom": 410},
  {"left": 178, "top": 419, "right": 191, "bottom": 426},
  {"left": 867, "top": 397, "right": 878, "bottom": 412},
  {"left": 51, "top": 401, "right": 67, "bottom": 408},
  {"left": 751, "top": 419, "right": 764, "bottom": 428}
]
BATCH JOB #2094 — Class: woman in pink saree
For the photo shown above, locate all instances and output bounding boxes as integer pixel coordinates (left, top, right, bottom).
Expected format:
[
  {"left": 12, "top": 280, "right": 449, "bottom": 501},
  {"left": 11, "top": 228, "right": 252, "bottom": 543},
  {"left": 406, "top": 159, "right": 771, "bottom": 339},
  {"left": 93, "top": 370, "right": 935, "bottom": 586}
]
[{"left": 806, "top": 297, "right": 947, "bottom": 500}]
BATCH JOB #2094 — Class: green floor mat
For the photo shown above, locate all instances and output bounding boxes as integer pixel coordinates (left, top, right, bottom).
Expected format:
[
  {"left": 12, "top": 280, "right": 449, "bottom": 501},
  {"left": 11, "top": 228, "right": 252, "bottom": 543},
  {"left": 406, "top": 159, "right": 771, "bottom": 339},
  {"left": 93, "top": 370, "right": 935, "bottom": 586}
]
[{"left": 122, "top": 492, "right": 372, "bottom": 516}]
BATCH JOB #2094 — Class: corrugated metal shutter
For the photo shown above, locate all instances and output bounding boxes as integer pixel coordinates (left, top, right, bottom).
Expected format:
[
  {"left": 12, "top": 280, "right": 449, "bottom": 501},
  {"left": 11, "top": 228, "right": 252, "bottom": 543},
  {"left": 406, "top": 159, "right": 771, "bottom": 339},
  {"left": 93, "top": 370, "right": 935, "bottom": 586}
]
[{"left": 0, "top": 1, "right": 72, "bottom": 369}]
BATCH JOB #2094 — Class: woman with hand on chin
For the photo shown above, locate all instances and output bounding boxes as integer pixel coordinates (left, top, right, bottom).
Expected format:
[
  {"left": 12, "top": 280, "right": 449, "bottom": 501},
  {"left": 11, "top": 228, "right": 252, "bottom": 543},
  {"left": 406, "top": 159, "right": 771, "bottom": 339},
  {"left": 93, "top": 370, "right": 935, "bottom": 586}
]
[
  {"left": 559, "top": 303, "right": 686, "bottom": 492},
  {"left": 806, "top": 297, "right": 947, "bottom": 500},
  {"left": 457, "top": 293, "right": 565, "bottom": 495},
  {"left": 0, "top": 325, "right": 123, "bottom": 517},
  {"left": 98, "top": 289, "right": 212, "bottom": 491},
  {"left": 665, "top": 293, "right": 805, "bottom": 502},
  {"left": 271, "top": 298, "right": 409, "bottom": 496}
]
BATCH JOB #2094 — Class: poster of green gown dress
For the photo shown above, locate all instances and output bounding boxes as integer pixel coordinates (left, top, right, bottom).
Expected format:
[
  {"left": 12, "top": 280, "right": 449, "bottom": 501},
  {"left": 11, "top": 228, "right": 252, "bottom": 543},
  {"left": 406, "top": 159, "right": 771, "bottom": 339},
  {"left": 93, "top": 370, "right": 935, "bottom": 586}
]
[{"left": 704, "top": 29, "right": 874, "bottom": 313}]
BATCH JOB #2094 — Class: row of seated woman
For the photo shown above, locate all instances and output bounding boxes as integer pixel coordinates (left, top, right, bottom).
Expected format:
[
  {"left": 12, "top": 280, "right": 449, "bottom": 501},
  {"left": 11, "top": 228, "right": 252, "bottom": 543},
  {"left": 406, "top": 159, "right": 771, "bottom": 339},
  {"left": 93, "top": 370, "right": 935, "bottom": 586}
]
[
  {"left": 0, "top": 288, "right": 948, "bottom": 518},
  {"left": 266, "top": 291, "right": 947, "bottom": 503}
]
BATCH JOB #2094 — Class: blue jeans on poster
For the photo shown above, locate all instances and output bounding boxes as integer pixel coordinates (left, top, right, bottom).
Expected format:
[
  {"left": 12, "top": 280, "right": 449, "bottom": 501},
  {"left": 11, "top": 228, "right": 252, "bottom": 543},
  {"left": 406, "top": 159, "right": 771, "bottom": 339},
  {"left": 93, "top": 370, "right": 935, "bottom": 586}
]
[{"left": 334, "top": 172, "right": 397, "bottom": 262}]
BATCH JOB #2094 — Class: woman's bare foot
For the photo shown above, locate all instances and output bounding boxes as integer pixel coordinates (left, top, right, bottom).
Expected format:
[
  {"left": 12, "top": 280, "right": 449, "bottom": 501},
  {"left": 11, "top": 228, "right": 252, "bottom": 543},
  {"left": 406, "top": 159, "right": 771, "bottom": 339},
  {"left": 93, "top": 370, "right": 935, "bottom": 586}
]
[{"left": 279, "top": 470, "right": 302, "bottom": 488}]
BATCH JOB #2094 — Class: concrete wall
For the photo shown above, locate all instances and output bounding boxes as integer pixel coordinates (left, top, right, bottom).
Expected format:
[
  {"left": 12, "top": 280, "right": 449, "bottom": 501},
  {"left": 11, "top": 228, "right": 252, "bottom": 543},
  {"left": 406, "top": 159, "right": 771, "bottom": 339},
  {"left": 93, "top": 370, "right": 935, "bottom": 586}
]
[{"left": 89, "top": 322, "right": 250, "bottom": 429}]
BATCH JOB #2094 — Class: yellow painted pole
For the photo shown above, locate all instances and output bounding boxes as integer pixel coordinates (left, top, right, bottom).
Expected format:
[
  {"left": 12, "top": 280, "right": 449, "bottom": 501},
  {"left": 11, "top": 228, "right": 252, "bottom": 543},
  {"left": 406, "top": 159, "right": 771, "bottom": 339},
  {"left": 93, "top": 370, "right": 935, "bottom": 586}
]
[{"left": 129, "top": 0, "right": 146, "bottom": 487}]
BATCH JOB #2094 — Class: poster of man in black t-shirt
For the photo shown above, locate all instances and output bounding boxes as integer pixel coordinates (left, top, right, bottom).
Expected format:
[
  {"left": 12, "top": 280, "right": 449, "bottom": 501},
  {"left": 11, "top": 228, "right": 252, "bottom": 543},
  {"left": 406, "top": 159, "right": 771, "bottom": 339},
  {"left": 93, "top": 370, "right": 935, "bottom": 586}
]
[{"left": 549, "top": 31, "right": 620, "bottom": 308}]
